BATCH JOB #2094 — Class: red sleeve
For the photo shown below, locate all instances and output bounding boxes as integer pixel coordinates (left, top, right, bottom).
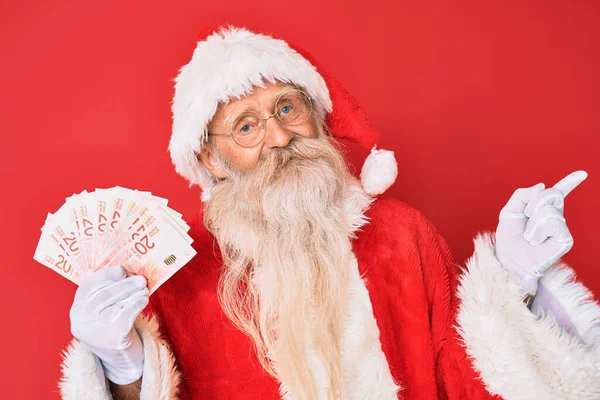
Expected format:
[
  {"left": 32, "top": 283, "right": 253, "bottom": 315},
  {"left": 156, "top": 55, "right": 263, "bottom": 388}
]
[
  {"left": 415, "top": 213, "right": 500, "bottom": 400},
  {"left": 141, "top": 211, "right": 210, "bottom": 399},
  {"left": 142, "top": 300, "right": 191, "bottom": 400},
  {"left": 139, "top": 213, "right": 211, "bottom": 399}
]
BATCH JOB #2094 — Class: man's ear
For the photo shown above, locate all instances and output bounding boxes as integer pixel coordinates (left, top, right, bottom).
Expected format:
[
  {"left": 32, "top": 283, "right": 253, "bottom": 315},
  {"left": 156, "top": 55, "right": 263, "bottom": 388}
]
[{"left": 198, "top": 144, "right": 227, "bottom": 179}]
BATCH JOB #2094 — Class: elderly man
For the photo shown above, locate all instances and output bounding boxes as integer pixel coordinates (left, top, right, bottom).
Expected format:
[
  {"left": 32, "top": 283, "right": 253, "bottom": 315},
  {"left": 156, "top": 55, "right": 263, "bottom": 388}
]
[{"left": 59, "top": 26, "right": 599, "bottom": 399}]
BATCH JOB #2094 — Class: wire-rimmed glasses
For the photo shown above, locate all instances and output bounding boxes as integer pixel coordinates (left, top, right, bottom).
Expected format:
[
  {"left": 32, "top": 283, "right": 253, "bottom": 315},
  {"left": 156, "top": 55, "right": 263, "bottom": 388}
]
[{"left": 208, "top": 88, "right": 314, "bottom": 148}]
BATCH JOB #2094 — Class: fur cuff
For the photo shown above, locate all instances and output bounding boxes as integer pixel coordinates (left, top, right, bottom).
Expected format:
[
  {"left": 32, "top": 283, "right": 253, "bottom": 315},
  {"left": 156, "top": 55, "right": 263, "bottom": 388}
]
[
  {"left": 456, "top": 232, "right": 600, "bottom": 400},
  {"left": 59, "top": 338, "right": 112, "bottom": 399},
  {"left": 537, "top": 263, "right": 600, "bottom": 345},
  {"left": 59, "top": 314, "right": 181, "bottom": 399}
]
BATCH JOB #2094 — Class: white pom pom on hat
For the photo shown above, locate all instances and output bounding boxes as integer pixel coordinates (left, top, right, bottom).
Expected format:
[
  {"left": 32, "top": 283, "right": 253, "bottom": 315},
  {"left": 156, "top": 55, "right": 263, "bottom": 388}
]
[
  {"left": 169, "top": 25, "right": 397, "bottom": 200},
  {"left": 361, "top": 146, "right": 399, "bottom": 196}
]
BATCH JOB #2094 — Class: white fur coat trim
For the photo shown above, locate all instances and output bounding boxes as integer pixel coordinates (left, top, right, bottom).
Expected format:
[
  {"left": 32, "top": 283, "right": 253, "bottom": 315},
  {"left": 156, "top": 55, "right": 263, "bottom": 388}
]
[
  {"left": 456, "top": 232, "right": 600, "bottom": 400},
  {"left": 273, "top": 255, "right": 400, "bottom": 399},
  {"left": 59, "top": 338, "right": 112, "bottom": 399},
  {"left": 59, "top": 314, "right": 180, "bottom": 399},
  {"left": 537, "top": 263, "right": 600, "bottom": 345}
]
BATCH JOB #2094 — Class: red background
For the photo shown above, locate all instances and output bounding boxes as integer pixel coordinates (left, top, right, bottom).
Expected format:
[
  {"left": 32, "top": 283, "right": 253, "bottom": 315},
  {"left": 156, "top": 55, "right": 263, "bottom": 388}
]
[{"left": 1, "top": 1, "right": 599, "bottom": 398}]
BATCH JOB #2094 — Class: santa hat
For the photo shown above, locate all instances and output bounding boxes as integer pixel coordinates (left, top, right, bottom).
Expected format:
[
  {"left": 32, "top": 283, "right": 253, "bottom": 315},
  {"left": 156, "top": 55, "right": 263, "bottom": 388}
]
[{"left": 169, "top": 25, "right": 397, "bottom": 201}]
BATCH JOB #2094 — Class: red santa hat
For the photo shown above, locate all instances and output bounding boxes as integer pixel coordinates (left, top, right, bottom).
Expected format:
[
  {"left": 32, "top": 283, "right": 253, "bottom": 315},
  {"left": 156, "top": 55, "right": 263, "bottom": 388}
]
[{"left": 169, "top": 25, "right": 397, "bottom": 201}]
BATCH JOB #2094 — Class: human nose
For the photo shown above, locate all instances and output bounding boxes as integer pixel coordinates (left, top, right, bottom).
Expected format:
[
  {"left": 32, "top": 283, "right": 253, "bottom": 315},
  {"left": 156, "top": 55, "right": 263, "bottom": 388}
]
[{"left": 263, "top": 115, "right": 294, "bottom": 149}]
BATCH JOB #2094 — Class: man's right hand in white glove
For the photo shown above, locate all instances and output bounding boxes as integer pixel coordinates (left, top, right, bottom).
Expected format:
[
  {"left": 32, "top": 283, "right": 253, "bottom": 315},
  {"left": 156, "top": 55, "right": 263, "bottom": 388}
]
[
  {"left": 70, "top": 265, "right": 149, "bottom": 385},
  {"left": 495, "top": 171, "right": 587, "bottom": 295}
]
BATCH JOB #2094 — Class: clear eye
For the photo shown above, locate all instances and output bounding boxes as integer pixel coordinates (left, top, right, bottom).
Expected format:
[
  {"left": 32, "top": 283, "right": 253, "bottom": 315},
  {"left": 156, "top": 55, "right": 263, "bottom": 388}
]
[
  {"left": 281, "top": 105, "right": 291, "bottom": 115},
  {"left": 233, "top": 112, "right": 261, "bottom": 136}
]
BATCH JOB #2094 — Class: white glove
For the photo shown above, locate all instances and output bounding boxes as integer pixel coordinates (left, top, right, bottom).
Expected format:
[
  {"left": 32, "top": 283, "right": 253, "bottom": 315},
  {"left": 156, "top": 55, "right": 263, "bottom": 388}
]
[
  {"left": 70, "top": 265, "right": 149, "bottom": 385},
  {"left": 495, "top": 171, "right": 587, "bottom": 295}
]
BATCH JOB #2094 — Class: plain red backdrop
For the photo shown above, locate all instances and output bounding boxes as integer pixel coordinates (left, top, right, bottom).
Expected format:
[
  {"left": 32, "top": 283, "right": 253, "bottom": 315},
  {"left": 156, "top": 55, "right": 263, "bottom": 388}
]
[{"left": 1, "top": 1, "right": 599, "bottom": 398}]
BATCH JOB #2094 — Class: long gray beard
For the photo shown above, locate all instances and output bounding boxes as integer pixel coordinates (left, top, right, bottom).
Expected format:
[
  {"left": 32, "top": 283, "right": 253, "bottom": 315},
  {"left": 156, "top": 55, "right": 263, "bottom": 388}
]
[{"left": 203, "top": 133, "right": 360, "bottom": 398}]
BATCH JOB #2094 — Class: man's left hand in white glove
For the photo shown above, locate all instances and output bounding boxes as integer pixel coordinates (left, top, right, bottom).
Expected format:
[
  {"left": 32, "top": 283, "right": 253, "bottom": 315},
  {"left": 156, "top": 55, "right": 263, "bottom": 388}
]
[{"left": 495, "top": 170, "right": 588, "bottom": 296}]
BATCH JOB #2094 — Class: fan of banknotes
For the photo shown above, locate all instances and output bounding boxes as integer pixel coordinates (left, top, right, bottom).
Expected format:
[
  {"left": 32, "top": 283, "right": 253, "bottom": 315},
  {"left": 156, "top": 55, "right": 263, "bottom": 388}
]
[{"left": 33, "top": 186, "right": 197, "bottom": 294}]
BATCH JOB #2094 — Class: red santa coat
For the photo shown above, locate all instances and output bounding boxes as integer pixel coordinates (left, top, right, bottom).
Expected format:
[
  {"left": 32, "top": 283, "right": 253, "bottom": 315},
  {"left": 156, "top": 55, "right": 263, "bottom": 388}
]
[{"left": 59, "top": 197, "right": 600, "bottom": 399}]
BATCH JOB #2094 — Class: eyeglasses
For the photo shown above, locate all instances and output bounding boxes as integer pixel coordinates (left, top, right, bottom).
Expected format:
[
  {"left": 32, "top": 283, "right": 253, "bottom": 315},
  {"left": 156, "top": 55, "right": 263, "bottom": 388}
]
[{"left": 208, "top": 88, "right": 313, "bottom": 148}]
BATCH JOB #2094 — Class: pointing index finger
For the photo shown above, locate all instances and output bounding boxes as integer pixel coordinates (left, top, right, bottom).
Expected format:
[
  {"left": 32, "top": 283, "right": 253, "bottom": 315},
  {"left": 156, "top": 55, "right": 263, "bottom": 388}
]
[{"left": 553, "top": 170, "right": 588, "bottom": 197}]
